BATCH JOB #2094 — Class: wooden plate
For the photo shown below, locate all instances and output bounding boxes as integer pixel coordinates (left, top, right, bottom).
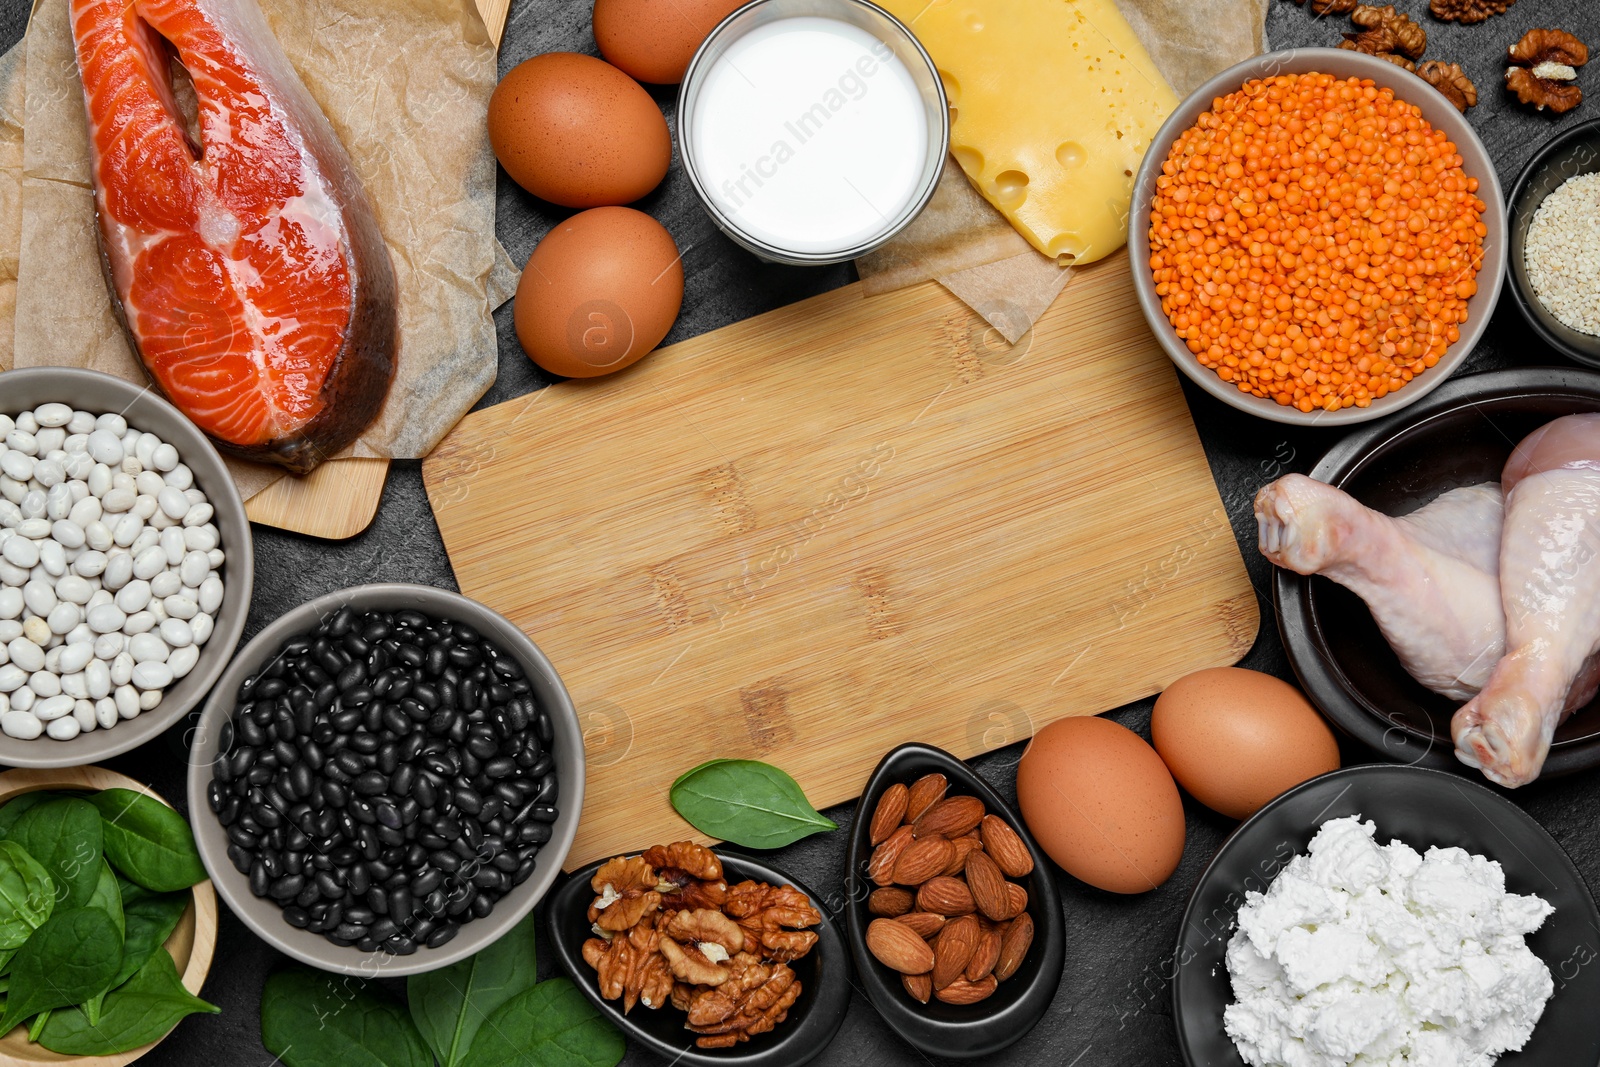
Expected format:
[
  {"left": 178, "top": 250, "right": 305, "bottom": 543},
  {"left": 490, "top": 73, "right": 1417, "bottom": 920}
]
[{"left": 0, "top": 766, "right": 218, "bottom": 1067}]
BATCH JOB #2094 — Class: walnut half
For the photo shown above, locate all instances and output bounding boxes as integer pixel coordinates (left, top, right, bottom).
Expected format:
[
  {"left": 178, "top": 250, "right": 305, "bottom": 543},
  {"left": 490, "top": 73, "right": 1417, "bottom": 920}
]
[
  {"left": 1349, "top": 5, "right": 1427, "bottom": 59},
  {"left": 1418, "top": 61, "right": 1479, "bottom": 112},
  {"left": 1506, "top": 29, "right": 1588, "bottom": 114},
  {"left": 1430, "top": 0, "right": 1512, "bottom": 24}
]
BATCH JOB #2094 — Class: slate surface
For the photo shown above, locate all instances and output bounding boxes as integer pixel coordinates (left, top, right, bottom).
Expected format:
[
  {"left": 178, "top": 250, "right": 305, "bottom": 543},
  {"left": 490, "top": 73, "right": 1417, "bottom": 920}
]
[{"left": 3, "top": 1, "right": 1598, "bottom": 1064}]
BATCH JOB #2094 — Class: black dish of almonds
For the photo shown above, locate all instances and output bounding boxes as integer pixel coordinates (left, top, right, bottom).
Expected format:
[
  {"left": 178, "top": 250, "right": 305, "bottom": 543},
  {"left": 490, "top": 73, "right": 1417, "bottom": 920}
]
[{"left": 206, "top": 605, "right": 559, "bottom": 955}]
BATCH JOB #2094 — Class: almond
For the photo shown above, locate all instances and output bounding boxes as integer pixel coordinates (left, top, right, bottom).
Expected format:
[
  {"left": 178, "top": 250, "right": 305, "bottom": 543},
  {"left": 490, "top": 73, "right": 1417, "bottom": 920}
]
[
  {"left": 935, "top": 974, "right": 998, "bottom": 1005},
  {"left": 902, "top": 972, "right": 932, "bottom": 1004},
  {"left": 895, "top": 911, "right": 947, "bottom": 939},
  {"left": 893, "top": 835, "right": 954, "bottom": 886},
  {"left": 965, "top": 849, "right": 1013, "bottom": 922},
  {"left": 931, "top": 914, "right": 981, "bottom": 989},
  {"left": 942, "top": 834, "right": 984, "bottom": 877},
  {"left": 980, "top": 814, "right": 1034, "bottom": 878},
  {"left": 917, "top": 876, "right": 975, "bottom": 916},
  {"left": 868, "top": 825, "right": 914, "bottom": 887},
  {"left": 914, "top": 795, "right": 986, "bottom": 839},
  {"left": 905, "top": 773, "right": 948, "bottom": 822},
  {"left": 870, "top": 783, "right": 910, "bottom": 845},
  {"left": 965, "top": 922, "right": 1003, "bottom": 982},
  {"left": 868, "top": 887, "right": 914, "bottom": 917},
  {"left": 867, "top": 917, "right": 935, "bottom": 975},
  {"left": 1005, "top": 880, "right": 1029, "bottom": 917},
  {"left": 994, "top": 912, "right": 1034, "bottom": 981}
]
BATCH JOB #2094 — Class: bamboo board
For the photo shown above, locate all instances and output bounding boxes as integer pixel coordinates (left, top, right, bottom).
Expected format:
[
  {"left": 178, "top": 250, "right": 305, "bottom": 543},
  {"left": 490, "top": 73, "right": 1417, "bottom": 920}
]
[
  {"left": 423, "top": 251, "right": 1259, "bottom": 869},
  {"left": 244, "top": 0, "right": 511, "bottom": 538}
]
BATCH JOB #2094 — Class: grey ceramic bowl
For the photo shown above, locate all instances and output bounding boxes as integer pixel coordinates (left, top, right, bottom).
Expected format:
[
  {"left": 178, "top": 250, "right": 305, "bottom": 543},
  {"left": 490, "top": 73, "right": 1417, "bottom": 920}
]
[
  {"left": 1507, "top": 117, "right": 1600, "bottom": 368},
  {"left": 0, "top": 366, "right": 253, "bottom": 768},
  {"left": 1129, "top": 48, "right": 1507, "bottom": 427},
  {"left": 185, "top": 583, "right": 584, "bottom": 976}
]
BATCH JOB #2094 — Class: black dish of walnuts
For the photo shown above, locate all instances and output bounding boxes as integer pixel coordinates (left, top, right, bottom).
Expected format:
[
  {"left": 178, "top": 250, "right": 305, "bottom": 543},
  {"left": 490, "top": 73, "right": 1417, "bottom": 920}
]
[{"left": 206, "top": 605, "right": 558, "bottom": 955}]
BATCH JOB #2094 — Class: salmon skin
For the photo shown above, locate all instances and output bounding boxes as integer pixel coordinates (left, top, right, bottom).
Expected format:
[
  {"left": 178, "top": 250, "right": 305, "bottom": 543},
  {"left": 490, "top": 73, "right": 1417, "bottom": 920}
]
[{"left": 70, "top": 0, "right": 397, "bottom": 474}]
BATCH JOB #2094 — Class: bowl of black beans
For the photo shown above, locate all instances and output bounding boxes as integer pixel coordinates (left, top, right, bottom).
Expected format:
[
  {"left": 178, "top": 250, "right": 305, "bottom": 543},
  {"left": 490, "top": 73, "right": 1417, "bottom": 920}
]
[{"left": 185, "top": 583, "right": 582, "bottom": 976}]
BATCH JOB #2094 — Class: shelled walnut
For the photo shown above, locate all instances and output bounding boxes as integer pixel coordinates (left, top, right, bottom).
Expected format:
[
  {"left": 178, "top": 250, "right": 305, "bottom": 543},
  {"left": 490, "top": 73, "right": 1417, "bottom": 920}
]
[
  {"left": 1293, "top": 0, "right": 1358, "bottom": 13},
  {"left": 1418, "top": 61, "right": 1478, "bottom": 111},
  {"left": 1506, "top": 29, "right": 1588, "bottom": 114},
  {"left": 580, "top": 842, "right": 820, "bottom": 1048},
  {"left": 1430, "top": 0, "right": 1512, "bottom": 24},
  {"left": 1348, "top": 5, "right": 1427, "bottom": 59}
]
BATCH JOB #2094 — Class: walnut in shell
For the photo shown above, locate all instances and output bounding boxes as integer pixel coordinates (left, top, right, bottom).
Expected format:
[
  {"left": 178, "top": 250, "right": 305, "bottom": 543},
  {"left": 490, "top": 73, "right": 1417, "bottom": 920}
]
[
  {"left": 1506, "top": 29, "right": 1588, "bottom": 114},
  {"left": 1418, "top": 61, "right": 1478, "bottom": 112},
  {"left": 1430, "top": 0, "right": 1512, "bottom": 24}
]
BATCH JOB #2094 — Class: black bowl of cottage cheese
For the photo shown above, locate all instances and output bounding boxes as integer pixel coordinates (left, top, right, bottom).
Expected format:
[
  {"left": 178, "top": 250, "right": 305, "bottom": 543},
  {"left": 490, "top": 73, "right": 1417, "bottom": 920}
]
[{"left": 1172, "top": 765, "right": 1600, "bottom": 1067}]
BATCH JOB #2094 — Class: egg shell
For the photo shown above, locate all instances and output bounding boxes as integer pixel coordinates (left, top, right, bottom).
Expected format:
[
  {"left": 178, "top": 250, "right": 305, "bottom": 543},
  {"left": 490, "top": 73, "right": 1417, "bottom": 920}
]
[
  {"left": 592, "top": 0, "right": 748, "bottom": 84},
  {"left": 513, "top": 206, "right": 685, "bottom": 378},
  {"left": 1152, "top": 667, "right": 1340, "bottom": 820},
  {"left": 488, "top": 52, "right": 671, "bottom": 208},
  {"left": 1016, "top": 716, "right": 1185, "bottom": 894}
]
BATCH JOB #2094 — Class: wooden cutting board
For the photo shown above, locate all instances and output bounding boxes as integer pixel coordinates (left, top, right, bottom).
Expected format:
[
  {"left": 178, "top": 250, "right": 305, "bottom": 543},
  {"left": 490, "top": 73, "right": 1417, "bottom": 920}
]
[{"left": 423, "top": 250, "right": 1258, "bottom": 869}]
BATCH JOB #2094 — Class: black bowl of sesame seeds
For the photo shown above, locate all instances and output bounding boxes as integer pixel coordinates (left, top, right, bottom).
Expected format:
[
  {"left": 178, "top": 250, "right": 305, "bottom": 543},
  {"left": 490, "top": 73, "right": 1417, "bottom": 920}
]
[{"left": 186, "top": 583, "right": 583, "bottom": 976}]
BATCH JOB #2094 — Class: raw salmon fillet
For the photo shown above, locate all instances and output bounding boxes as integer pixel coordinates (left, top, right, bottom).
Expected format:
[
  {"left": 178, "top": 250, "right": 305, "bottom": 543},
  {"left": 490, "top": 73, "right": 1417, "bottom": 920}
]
[{"left": 70, "top": 0, "right": 397, "bottom": 474}]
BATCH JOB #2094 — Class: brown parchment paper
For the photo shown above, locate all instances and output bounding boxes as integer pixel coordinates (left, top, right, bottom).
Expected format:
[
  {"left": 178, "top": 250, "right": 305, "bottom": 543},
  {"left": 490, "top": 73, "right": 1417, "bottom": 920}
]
[
  {"left": 10, "top": 0, "right": 518, "bottom": 499},
  {"left": 0, "top": 44, "right": 22, "bottom": 374},
  {"left": 857, "top": 0, "right": 1270, "bottom": 343}
]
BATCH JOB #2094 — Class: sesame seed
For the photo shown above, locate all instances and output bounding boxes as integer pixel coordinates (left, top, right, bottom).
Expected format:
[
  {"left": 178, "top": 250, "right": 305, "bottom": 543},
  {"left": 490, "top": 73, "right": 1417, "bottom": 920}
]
[{"left": 1525, "top": 172, "right": 1600, "bottom": 337}]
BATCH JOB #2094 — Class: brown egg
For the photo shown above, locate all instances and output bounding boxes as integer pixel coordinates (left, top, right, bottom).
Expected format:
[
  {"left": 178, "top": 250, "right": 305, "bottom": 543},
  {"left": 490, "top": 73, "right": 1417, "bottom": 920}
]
[
  {"left": 1016, "top": 717, "right": 1185, "bottom": 894},
  {"left": 592, "top": 0, "right": 748, "bottom": 84},
  {"left": 1152, "top": 667, "right": 1340, "bottom": 820},
  {"left": 513, "top": 206, "right": 683, "bottom": 378},
  {"left": 488, "top": 52, "right": 670, "bottom": 208}
]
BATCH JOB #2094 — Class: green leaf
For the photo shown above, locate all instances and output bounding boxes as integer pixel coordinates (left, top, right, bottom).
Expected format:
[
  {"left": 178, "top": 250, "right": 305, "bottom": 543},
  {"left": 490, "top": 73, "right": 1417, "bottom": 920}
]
[
  {"left": 0, "top": 907, "right": 122, "bottom": 1035},
  {"left": 83, "top": 861, "right": 127, "bottom": 1026},
  {"left": 36, "top": 949, "right": 217, "bottom": 1056},
  {"left": 107, "top": 889, "right": 187, "bottom": 995},
  {"left": 459, "top": 980, "right": 624, "bottom": 1067},
  {"left": 0, "top": 794, "right": 53, "bottom": 839},
  {"left": 261, "top": 967, "right": 434, "bottom": 1067},
  {"left": 27, "top": 1009, "right": 49, "bottom": 1042},
  {"left": 7, "top": 799, "right": 103, "bottom": 909},
  {"left": 669, "top": 758, "right": 838, "bottom": 848},
  {"left": 0, "top": 840, "right": 55, "bottom": 950},
  {"left": 408, "top": 909, "right": 539, "bottom": 1067},
  {"left": 89, "top": 790, "right": 207, "bottom": 893}
]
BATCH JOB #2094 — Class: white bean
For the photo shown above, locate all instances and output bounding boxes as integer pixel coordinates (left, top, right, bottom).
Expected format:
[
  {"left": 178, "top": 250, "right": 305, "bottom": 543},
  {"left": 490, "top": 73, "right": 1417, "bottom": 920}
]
[
  {"left": 73, "top": 699, "right": 96, "bottom": 732},
  {"left": 180, "top": 550, "right": 210, "bottom": 589},
  {"left": 0, "top": 587, "right": 20, "bottom": 620},
  {"left": 6, "top": 638, "right": 42, "bottom": 673},
  {"left": 133, "top": 546, "right": 166, "bottom": 581},
  {"left": 95, "top": 697, "right": 117, "bottom": 729},
  {"left": 159, "top": 617, "right": 192, "bottom": 648},
  {"left": 123, "top": 611, "right": 157, "bottom": 635},
  {"left": 110, "top": 652, "right": 133, "bottom": 686},
  {"left": 131, "top": 661, "right": 172, "bottom": 689},
  {"left": 61, "top": 673, "right": 88, "bottom": 700},
  {"left": 87, "top": 603, "right": 126, "bottom": 634},
  {"left": 198, "top": 576, "right": 224, "bottom": 615},
  {"left": 184, "top": 525, "right": 218, "bottom": 552},
  {"left": 33, "top": 403, "right": 71, "bottom": 428},
  {"left": 38, "top": 542, "right": 65, "bottom": 578},
  {"left": 84, "top": 521, "right": 113, "bottom": 553},
  {"left": 54, "top": 575, "right": 92, "bottom": 605},
  {"left": 150, "top": 570, "right": 182, "bottom": 598},
  {"left": 0, "top": 710, "right": 40, "bottom": 739},
  {"left": 160, "top": 527, "right": 185, "bottom": 565},
  {"left": 167, "top": 643, "right": 199, "bottom": 679},
  {"left": 93, "top": 633, "right": 123, "bottom": 660},
  {"left": 0, "top": 664, "right": 25, "bottom": 692},
  {"left": 51, "top": 520, "right": 84, "bottom": 549},
  {"left": 1, "top": 537, "right": 38, "bottom": 569},
  {"left": 73, "top": 550, "right": 107, "bottom": 578},
  {"left": 114, "top": 580, "right": 151, "bottom": 614},
  {"left": 28, "top": 671, "right": 61, "bottom": 698},
  {"left": 132, "top": 494, "right": 159, "bottom": 521},
  {"left": 163, "top": 595, "right": 198, "bottom": 621},
  {"left": 33, "top": 693, "right": 72, "bottom": 721},
  {"left": 68, "top": 496, "right": 101, "bottom": 528},
  {"left": 85, "top": 659, "right": 110, "bottom": 699},
  {"left": 46, "top": 602, "right": 80, "bottom": 635},
  {"left": 135, "top": 471, "right": 165, "bottom": 498},
  {"left": 22, "top": 580, "right": 56, "bottom": 616},
  {"left": 44, "top": 482, "right": 72, "bottom": 519},
  {"left": 46, "top": 715, "right": 80, "bottom": 740},
  {"left": 190, "top": 612, "right": 214, "bottom": 645},
  {"left": 129, "top": 633, "right": 169, "bottom": 663}
]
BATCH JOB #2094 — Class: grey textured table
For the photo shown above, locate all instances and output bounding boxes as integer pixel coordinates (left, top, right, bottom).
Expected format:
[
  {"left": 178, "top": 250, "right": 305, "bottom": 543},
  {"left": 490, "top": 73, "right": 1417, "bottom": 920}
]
[{"left": 4, "top": 1, "right": 1598, "bottom": 1064}]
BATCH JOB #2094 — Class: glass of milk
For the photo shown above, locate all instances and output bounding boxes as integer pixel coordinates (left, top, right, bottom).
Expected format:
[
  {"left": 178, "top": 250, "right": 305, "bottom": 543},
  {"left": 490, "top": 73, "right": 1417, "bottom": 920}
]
[{"left": 679, "top": 0, "right": 948, "bottom": 265}]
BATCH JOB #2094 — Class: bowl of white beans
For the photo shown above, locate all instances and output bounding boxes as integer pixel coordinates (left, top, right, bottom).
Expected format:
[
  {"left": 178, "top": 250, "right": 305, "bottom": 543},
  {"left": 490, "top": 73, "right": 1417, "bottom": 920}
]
[{"left": 0, "top": 367, "right": 252, "bottom": 767}]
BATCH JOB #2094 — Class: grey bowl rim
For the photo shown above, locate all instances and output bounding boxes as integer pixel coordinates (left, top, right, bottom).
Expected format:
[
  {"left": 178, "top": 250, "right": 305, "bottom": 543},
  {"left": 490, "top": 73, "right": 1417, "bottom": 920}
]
[
  {"left": 0, "top": 366, "right": 254, "bottom": 768},
  {"left": 184, "top": 581, "right": 585, "bottom": 977},
  {"left": 1128, "top": 47, "right": 1509, "bottom": 427}
]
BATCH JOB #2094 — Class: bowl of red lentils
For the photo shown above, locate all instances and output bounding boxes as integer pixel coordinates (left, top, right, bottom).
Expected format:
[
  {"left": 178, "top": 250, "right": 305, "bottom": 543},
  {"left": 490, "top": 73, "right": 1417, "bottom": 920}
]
[{"left": 1130, "top": 48, "right": 1505, "bottom": 425}]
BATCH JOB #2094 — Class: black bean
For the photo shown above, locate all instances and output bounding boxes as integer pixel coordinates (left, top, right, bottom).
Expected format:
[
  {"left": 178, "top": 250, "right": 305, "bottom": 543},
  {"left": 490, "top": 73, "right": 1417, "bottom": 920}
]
[
  {"left": 292, "top": 700, "right": 316, "bottom": 737},
  {"left": 334, "top": 750, "right": 364, "bottom": 777},
  {"left": 361, "top": 619, "right": 391, "bottom": 643},
  {"left": 332, "top": 708, "right": 363, "bottom": 734},
  {"left": 315, "top": 871, "right": 346, "bottom": 899},
  {"left": 313, "top": 681, "right": 337, "bottom": 711},
  {"left": 454, "top": 788, "right": 482, "bottom": 816},
  {"left": 249, "top": 860, "right": 270, "bottom": 897},
  {"left": 430, "top": 851, "right": 461, "bottom": 873},
  {"left": 466, "top": 734, "right": 497, "bottom": 761},
  {"left": 422, "top": 889, "right": 448, "bottom": 916},
  {"left": 256, "top": 677, "right": 287, "bottom": 699},
  {"left": 355, "top": 771, "right": 387, "bottom": 797},
  {"left": 347, "top": 865, "right": 371, "bottom": 897},
  {"left": 326, "top": 607, "right": 356, "bottom": 638},
  {"left": 375, "top": 802, "right": 402, "bottom": 831},
  {"left": 288, "top": 763, "right": 314, "bottom": 800},
  {"left": 227, "top": 826, "right": 258, "bottom": 850},
  {"left": 270, "top": 874, "right": 305, "bottom": 900},
  {"left": 376, "top": 742, "right": 400, "bottom": 776},
  {"left": 389, "top": 887, "right": 414, "bottom": 919},
  {"left": 219, "top": 798, "right": 242, "bottom": 827},
  {"left": 297, "top": 884, "right": 322, "bottom": 908},
  {"left": 360, "top": 827, "right": 382, "bottom": 860},
  {"left": 404, "top": 843, "right": 428, "bottom": 869},
  {"left": 390, "top": 764, "right": 416, "bottom": 799},
  {"left": 519, "top": 821, "right": 552, "bottom": 846},
  {"left": 412, "top": 682, "right": 439, "bottom": 710},
  {"left": 535, "top": 707, "right": 553, "bottom": 746},
  {"left": 450, "top": 837, "right": 477, "bottom": 861},
  {"left": 413, "top": 776, "right": 438, "bottom": 809},
  {"left": 238, "top": 715, "right": 267, "bottom": 747},
  {"left": 350, "top": 731, "right": 381, "bottom": 755},
  {"left": 413, "top": 868, "right": 444, "bottom": 896},
  {"left": 283, "top": 906, "right": 311, "bottom": 929},
  {"left": 387, "top": 936, "right": 418, "bottom": 955},
  {"left": 382, "top": 706, "right": 411, "bottom": 736},
  {"left": 337, "top": 662, "right": 366, "bottom": 692},
  {"left": 483, "top": 756, "right": 516, "bottom": 780},
  {"left": 334, "top": 923, "right": 368, "bottom": 942},
  {"left": 344, "top": 905, "right": 376, "bottom": 926},
  {"left": 529, "top": 753, "right": 555, "bottom": 779},
  {"left": 397, "top": 644, "right": 425, "bottom": 668},
  {"left": 511, "top": 858, "right": 537, "bottom": 886}
]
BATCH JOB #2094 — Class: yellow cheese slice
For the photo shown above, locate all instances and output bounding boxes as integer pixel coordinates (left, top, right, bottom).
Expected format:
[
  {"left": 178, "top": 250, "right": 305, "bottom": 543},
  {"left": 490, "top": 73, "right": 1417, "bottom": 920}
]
[{"left": 881, "top": 0, "right": 1177, "bottom": 266}]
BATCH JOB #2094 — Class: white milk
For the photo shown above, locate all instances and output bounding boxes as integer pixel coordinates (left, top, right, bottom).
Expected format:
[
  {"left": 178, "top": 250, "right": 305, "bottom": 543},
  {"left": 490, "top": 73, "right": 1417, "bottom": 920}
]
[{"left": 689, "top": 16, "right": 928, "bottom": 255}]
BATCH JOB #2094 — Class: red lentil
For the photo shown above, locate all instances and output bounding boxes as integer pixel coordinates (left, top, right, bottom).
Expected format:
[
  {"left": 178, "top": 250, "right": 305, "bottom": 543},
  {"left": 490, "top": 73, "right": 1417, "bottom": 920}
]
[{"left": 1148, "top": 73, "right": 1486, "bottom": 413}]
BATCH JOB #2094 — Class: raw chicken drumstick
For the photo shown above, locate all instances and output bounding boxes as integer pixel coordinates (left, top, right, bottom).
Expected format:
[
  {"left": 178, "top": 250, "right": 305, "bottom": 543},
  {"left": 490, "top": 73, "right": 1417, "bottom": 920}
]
[
  {"left": 1255, "top": 475, "right": 1506, "bottom": 701},
  {"left": 1455, "top": 414, "right": 1600, "bottom": 787}
]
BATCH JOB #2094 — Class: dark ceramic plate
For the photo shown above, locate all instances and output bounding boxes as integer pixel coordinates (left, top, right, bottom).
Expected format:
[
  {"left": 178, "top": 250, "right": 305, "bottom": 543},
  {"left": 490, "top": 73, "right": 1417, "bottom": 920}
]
[
  {"left": 1508, "top": 118, "right": 1600, "bottom": 368},
  {"left": 548, "top": 852, "right": 849, "bottom": 1066},
  {"left": 1173, "top": 765, "right": 1600, "bottom": 1066},
  {"left": 1275, "top": 367, "right": 1600, "bottom": 776},
  {"left": 843, "top": 744, "right": 1064, "bottom": 1060}
]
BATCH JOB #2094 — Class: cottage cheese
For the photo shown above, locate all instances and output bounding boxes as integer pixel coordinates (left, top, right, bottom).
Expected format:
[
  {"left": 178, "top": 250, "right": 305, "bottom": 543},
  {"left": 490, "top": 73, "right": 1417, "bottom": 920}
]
[{"left": 1224, "top": 816, "right": 1554, "bottom": 1067}]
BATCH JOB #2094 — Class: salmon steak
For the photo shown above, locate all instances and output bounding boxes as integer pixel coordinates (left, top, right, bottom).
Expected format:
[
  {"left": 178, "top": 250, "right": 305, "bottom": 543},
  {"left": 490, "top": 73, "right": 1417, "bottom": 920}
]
[{"left": 69, "top": 0, "right": 397, "bottom": 474}]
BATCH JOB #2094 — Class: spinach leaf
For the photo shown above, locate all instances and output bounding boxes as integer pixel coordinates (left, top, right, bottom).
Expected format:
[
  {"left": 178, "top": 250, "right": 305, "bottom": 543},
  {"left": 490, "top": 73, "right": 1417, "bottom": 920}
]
[
  {"left": 669, "top": 758, "right": 837, "bottom": 848},
  {"left": 36, "top": 948, "right": 218, "bottom": 1055},
  {"left": 0, "top": 907, "right": 123, "bottom": 1035},
  {"left": 0, "top": 793, "right": 53, "bottom": 839},
  {"left": 28, "top": 1009, "right": 49, "bottom": 1042},
  {"left": 408, "top": 909, "right": 539, "bottom": 1067},
  {"left": 7, "top": 798, "right": 103, "bottom": 909},
  {"left": 0, "top": 840, "right": 54, "bottom": 949},
  {"left": 109, "top": 889, "right": 187, "bottom": 993},
  {"left": 458, "top": 979, "right": 624, "bottom": 1067},
  {"left": 89, "top": 790, "right": 207, "bottom": 892},
  {"left": 261, "top": 967, "right": 434, "bottom": 1067},
  {"left": 83, "top": 861, "right": 127, "bottom": 1026}
]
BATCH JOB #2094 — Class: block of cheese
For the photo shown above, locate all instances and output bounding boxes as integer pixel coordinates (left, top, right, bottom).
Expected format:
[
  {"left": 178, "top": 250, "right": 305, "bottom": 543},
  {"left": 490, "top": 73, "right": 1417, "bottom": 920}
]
[{"left": 881, "top": 0, "right": 1177, "bottom": 266}]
